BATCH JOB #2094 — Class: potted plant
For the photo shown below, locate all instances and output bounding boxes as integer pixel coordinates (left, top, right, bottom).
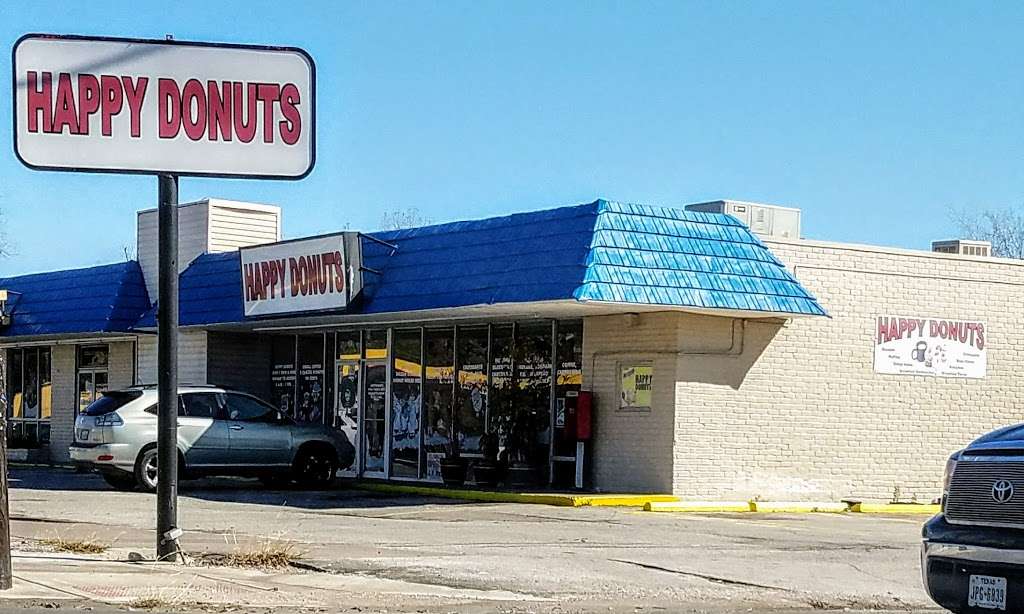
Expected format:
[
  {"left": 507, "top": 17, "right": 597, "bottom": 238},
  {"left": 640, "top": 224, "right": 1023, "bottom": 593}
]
[
  {"left": 438, "top": 430, "right": 467, "bottom": 487},
  {"left": 473, "top": 431, "right": 501, "bottom": 488}
]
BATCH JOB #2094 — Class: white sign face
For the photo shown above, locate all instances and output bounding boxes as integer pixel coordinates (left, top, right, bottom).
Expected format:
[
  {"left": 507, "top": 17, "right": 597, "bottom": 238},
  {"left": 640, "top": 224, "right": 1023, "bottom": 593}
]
[
  {"left": 13, "top": 34, "right": 314, "bottom": 178},
  {"left": 874, "top": 315, "right": 987, "bottom": 379},
  {"left": 241, "top": 234, "right": 362, "bottom": 317}
]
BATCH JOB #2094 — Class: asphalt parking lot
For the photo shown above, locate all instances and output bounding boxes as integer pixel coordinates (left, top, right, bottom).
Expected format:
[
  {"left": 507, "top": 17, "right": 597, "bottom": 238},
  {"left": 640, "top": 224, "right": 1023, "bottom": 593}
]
[{"left": 6, "top": 467, "right": 939, "bottom": 613}]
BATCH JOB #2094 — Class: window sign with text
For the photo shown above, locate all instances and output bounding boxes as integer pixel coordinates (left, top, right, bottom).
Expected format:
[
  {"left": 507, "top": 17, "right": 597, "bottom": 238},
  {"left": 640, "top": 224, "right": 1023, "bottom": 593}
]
[{"left": 620, "top": 364, "right": 653, "bottom": 410}]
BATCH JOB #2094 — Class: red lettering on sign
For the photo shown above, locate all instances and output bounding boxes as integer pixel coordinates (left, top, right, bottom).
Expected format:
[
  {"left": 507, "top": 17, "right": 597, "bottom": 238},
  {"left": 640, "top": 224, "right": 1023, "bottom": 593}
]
[
  {"left": 122, "top": 76, "right": 147, "bottom": 138},
  {"left": 26, "top": 71, "right": 53, "bottom": 133},
  {"left": 208, "top": 81, "right": 232, "bottom": 142},
  {"left": 99, "top": 75, "right": 123, "bottom": 137},
  {"left": 181, "top": 79, "right": 207, "bottom": 141},
  {"left": 158, "top": 79, "right": 182, "bottom": 139},
  {"left": 279, "top": 83, "right": 301, "bottom": 145},
  {"left": 256, "top": 83, "right": 280, "bottom": 144},
  {"left": 76, "top": 75, "right": 100, "bottom": 135},
  {"left": 53, "top": 73, "right": 80, "bottom": 134},
  {"left": 233, "top": 82, "right": 258, "bottom": 143}
]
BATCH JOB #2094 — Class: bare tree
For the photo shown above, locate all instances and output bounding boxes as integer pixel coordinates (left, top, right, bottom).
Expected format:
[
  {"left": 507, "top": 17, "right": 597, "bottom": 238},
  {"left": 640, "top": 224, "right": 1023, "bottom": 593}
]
[
  {"left": 951, "top": 207, "right": 1024, "bottom": 259},
  {"left": 380, "top": 207, "right": 432, "bottom": 231},
  {"left": 0, "top": 209, "right": 9, "bottom": 259}
]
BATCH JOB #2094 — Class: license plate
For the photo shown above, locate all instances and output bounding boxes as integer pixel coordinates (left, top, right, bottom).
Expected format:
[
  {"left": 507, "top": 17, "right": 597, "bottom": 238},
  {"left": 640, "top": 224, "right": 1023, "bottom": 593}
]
[
  {"left": 968, "top": 574, "right": 1007, "bottom": 610},
  {"left": 77, "top": 429, "right": 90, "bottom": 441}
]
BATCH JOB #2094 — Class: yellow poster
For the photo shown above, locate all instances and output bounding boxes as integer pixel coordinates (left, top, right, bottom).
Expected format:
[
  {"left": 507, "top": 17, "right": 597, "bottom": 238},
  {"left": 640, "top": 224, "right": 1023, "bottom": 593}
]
[{"left": 620, "top": 365, "right": 652, "bottom": 409}]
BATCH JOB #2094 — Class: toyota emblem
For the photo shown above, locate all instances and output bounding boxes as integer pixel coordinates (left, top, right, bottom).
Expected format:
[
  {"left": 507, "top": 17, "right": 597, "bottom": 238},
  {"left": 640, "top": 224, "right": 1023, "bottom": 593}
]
[{"left": 992, "top": 480, "right": 1015, "bottom": 504}]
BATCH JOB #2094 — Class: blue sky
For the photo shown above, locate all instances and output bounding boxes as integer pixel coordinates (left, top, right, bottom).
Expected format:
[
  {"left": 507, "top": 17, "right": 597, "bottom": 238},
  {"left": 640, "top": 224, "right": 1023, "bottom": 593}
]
[{"left": 2, "top": 1, "right": 1023, "bottom": 276}]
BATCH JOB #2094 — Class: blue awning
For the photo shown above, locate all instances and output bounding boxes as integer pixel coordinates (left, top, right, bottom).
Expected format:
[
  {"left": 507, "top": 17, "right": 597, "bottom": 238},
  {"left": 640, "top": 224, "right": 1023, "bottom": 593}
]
[{"left": 0, "top": 261, "right": 150, "bottom": 339}]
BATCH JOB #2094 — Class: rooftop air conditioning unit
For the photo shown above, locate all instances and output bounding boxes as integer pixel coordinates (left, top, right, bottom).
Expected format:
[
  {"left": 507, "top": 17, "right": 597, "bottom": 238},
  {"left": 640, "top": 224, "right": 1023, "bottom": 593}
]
[
  {"left": 931, "top": 239, "right": 992, "bottom": 257},
  {"left": 685, "top": 200, "right": 801, "bottom": 240}
]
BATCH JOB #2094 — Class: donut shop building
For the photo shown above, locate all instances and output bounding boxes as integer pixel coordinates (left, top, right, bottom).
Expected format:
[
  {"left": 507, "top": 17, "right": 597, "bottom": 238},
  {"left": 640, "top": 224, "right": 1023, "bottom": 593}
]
[{"left": 2, "top": 197, "right": 1020, "bottom": 502}]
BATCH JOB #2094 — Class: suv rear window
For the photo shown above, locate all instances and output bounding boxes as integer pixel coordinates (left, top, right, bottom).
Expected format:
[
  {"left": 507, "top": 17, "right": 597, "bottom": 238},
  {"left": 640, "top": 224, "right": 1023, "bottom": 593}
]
[{"left": 84, "top": 391, "right": 143, "bottom": 416}]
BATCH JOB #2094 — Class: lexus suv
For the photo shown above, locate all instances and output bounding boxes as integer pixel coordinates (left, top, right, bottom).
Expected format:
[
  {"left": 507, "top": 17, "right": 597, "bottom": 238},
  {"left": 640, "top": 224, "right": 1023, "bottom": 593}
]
[
  {"left": 69, "top": 385, "right": 356, "bottom": 492},
  {"left": 922, "top": 424, "right": 1024, "bottom": 612}
]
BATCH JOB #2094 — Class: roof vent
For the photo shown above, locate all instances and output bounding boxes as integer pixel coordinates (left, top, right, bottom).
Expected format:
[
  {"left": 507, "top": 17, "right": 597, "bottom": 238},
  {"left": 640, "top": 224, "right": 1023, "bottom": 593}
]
[
  {"left": 685, "top": 200, "right": 801, "bottom": 239},
  {"left": 931, "top": 239, "right": 992, "bottom": 257}
]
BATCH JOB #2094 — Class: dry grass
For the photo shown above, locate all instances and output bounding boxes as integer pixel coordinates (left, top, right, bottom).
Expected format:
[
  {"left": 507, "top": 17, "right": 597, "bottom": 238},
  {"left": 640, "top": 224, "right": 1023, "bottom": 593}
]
[
  {"left": 197, "top": 532, "right": 304, "bottom": 569},
  {"left": 39, "top": 533, "right": 108, "bottom": 555},
  {"left": 125, "top": 597, "right": 175, "bottom": 610},
  {"left": 224, "top": 540, "right": 302, "bottom": 568}
]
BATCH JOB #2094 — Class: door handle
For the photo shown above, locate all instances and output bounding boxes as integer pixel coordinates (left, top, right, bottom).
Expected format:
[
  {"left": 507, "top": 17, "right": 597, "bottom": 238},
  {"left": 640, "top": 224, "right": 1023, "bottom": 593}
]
[{"left": 229, "top": 424, "right": 244, "bottom": 431}]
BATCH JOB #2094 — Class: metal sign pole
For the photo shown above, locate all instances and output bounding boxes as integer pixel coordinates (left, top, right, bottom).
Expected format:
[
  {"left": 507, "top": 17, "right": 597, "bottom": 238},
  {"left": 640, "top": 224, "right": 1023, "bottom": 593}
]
[
  {"left": 0, "top": 350, "right": 11, "bottom": 589},
  {"left": 156, "top": 173, "right": 180, "bottom": 561}
]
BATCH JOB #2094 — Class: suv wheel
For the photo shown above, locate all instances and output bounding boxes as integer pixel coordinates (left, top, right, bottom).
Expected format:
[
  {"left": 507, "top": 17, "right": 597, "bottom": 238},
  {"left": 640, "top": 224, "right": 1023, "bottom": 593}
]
[
  {"left": 294, "top": 447, "right": 337, "bottom": 489},
  {"left": 134, "top": 448, "right": 160, "bottom": 493},
  {"left": 102, "top": 471, "right": 136, "bottom": 491}
]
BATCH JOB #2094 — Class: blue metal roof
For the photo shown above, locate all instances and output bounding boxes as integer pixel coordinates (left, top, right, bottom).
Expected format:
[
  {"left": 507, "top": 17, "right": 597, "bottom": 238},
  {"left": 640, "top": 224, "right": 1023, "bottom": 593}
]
[
  {"left": 0, "top": 261, "right": 150, "bottom": 338},
  {"left": 576, "top": 201, "right": 826, "bottom": 315},
  {"left": 136, "top": 198, "right": 826, "bottom": 328}
]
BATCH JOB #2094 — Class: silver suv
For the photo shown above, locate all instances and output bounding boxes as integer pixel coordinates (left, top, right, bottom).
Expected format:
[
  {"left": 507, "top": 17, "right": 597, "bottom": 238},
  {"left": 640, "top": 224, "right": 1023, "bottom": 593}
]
[{"left": 69, "top": 385, "right": 355, "bottom": 492}]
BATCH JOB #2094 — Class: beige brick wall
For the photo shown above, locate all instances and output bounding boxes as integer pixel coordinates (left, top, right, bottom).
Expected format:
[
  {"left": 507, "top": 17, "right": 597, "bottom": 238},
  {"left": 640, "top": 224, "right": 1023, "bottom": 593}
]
[
  {"left": 48, "top": 345, "right": 77, "bottom": 463},
  {"left": 47, "top": 340, "right": 135, "bottom": 464},
  {"left": 583, "top": 312, "right": 739, "bottom": 493},
  {"left": 661, "top": 240, "right": 1024, "bottom": 503}
]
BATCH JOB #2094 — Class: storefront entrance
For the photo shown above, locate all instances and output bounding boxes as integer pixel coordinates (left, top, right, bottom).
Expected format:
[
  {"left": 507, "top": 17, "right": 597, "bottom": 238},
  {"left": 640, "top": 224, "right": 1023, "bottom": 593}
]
[{"left": 270, "top": 320, "right": 584, "bottom": 487}]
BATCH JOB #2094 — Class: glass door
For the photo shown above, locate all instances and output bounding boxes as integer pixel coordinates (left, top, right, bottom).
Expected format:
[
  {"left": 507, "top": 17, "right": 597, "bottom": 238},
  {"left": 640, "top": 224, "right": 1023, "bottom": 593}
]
[
  {"left": 362, "top": 362, "right": 388, "bottom": 477},
  {"left": 334, "top": 360, "right": 361, "bottom": 476},
  {"left": 77, "top": 369, "right": 108, "bottom": 414}
]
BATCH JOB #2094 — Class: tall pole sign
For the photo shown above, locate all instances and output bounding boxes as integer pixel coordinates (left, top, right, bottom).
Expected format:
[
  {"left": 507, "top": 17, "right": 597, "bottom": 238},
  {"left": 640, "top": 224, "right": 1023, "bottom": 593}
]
[{"left": 12, "top": 34, "right": 315, "bottom": 563}]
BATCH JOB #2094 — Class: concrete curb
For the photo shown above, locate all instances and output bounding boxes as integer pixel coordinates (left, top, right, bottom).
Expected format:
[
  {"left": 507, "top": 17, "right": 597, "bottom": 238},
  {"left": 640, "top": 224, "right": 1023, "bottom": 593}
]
[
  {"left": 850, "top": 503, "right": 941, "bottom": 515},
  {"left": 645, "top": 500, "right": 942, "bottom": 515},
  {"left": 352, "top": 483, "right": 941, "bottom": 514},
  {"left": 750, "top": 501, "right": 849, "bottom": 513},
  {"left": 644, "top": 501, "right": 753, "bottom": 513},
  {"left": 352, "top": 482, "right": 677, "bottom": 508}
]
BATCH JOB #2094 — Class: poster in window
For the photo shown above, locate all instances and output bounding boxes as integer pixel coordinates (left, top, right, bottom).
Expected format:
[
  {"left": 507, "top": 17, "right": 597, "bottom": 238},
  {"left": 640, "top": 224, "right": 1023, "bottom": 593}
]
[
  {"left": 297, "top": 336, "right": 325, "bottom": 424},
  {"left": 270, "top": 337, "right": 297, "bottom": 418},
  {"left": 620, "top": 365, "right": 653, "bottom": 410}
]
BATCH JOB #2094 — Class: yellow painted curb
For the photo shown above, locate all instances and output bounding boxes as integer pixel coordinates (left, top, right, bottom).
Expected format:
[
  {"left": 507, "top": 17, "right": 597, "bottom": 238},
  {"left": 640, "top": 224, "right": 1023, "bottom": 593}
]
[
  {"left": 644, "top": 501, "right": 753, "bottom": 513},
  {"left": 352, "top": 483, "right": 675, "bottom": 508},
  {"left": 749, "top": 501, "right": 849, "bottom": 513},
  {"left": 578, "top": 494, "right": 679, "bottom": 507},
  {"left": 850, "top": 503, "right": 941, "bottom": 515}
]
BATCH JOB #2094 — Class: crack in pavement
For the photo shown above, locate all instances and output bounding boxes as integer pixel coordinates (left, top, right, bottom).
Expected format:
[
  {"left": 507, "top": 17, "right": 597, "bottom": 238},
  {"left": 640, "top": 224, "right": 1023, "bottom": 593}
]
[{"left": 608, "top": 558, "right": 791, "bottom": 592}]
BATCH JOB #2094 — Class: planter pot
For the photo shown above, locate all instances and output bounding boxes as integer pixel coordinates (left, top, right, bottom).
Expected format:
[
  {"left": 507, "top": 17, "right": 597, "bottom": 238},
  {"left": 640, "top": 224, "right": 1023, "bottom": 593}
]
[
  {"left": 506, "top": 463, "right": 539, "bottom": 488},
  {"left": 473, "top": 462, "right": 501, "bottom": 489},
  {"left": 439, "top": 457, "right": 467, "bottom": 487}
]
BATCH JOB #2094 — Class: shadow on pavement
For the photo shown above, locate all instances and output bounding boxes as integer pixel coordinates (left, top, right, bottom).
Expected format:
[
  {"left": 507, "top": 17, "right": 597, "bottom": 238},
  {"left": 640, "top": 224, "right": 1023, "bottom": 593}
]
[{"left": 9, "top": 466, "right": 472, "bottom": 510}]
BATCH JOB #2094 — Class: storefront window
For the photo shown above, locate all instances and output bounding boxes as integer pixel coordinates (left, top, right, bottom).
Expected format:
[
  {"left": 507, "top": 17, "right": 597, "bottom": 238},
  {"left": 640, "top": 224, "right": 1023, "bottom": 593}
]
[
  {"left": 363, "top": 362, "right": 388, "bottom": 473},
  {"left": 6, "top": 347, "right": 52, "bottom": 448},
  {"left": 365, "top": 329, "right": 388, "bottom": 360},
  {"left": 270, "top": 336, "right": 297, "bottom": 418},
  {"left": 337, "top": 330, "right": 361, "bottom": 361},
  {"left": 296, "top": 335, "right": 325, "bottom": 424},
  {"left": 391, "top": 329, "right": 422, "bottom": 478},
  {"left": 423, "top": 328, "right": 454, "bottom": 481},
  {"left": 554, "top": 321, "right": 583, "bottom": 457},
  {"left": 77, "top": 344, "right": 109, "bottom": 414},
  {"left": 456, "top": 327, "right": 488, "bottom": 455},
  {"left": 488, "top": 324, "right": 514, "bottom": 458},
  {"left": 510, "top": 323, "right": 552, "bottom": 479}
]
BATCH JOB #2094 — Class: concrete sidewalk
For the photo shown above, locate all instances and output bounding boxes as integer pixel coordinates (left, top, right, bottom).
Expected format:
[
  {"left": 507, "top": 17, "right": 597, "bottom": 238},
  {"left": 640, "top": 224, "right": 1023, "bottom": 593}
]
[{"left": 1, "top": 549, "right": 553, "bottom": 613}]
